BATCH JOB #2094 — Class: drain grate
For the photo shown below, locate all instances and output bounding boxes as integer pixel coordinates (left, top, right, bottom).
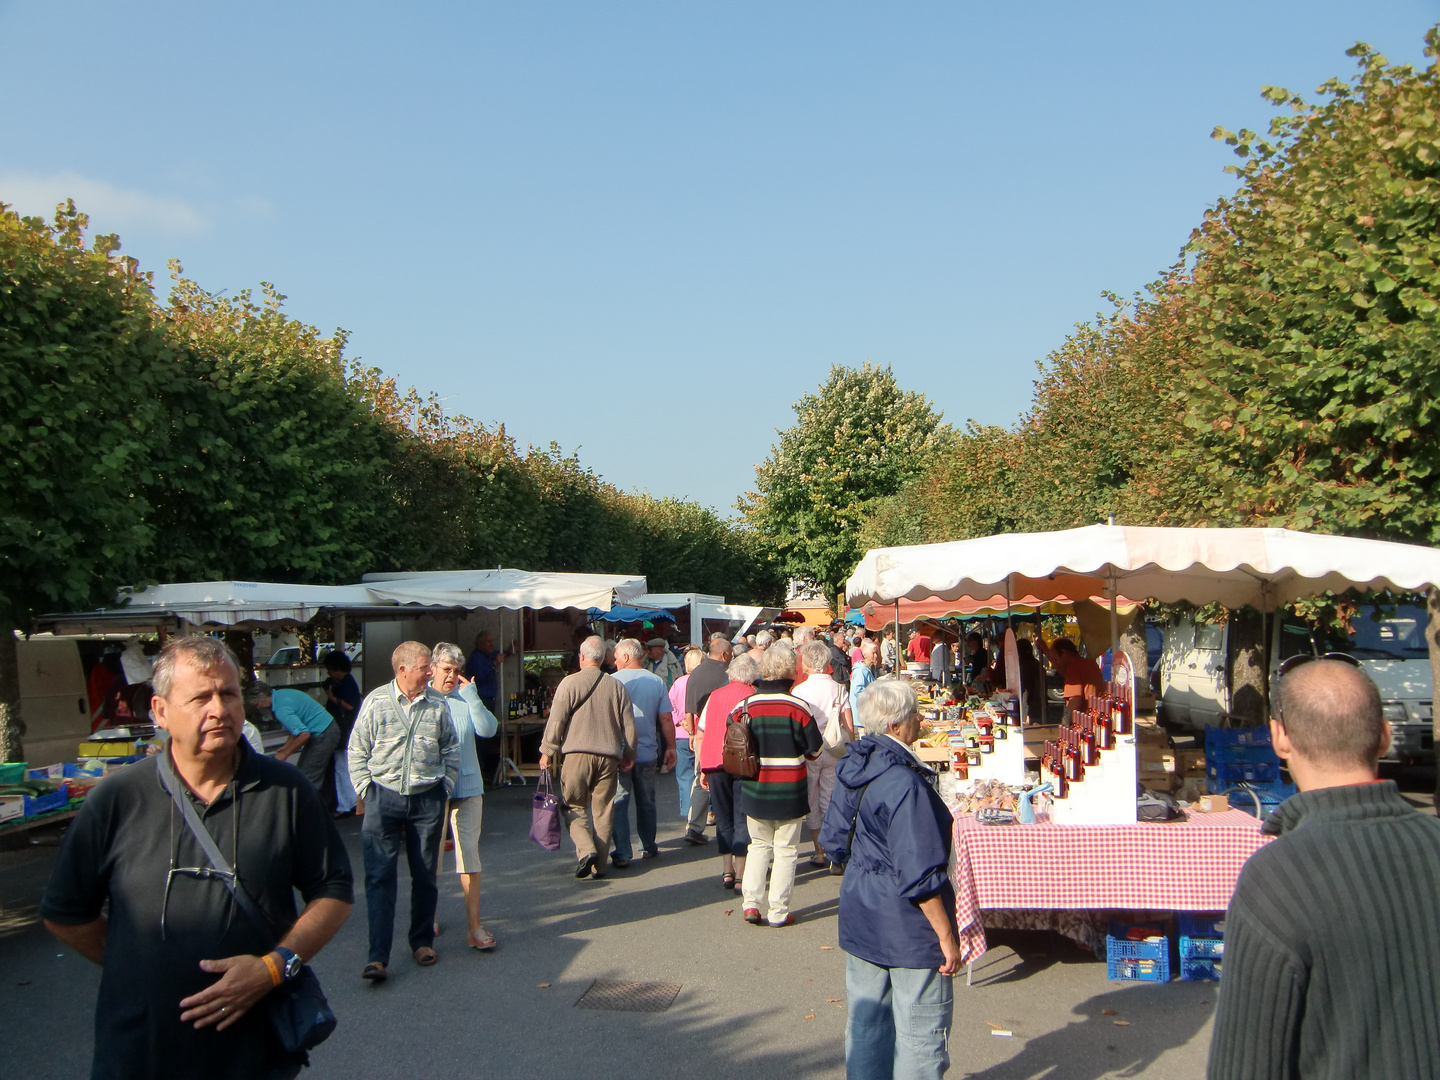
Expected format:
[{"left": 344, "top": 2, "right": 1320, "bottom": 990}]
[{"left": 574, "top": 979, "right": 682, "bottom": 1013}]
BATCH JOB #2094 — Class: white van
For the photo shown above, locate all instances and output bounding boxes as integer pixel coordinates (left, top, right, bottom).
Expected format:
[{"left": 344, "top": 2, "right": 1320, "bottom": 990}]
[
  {"left": 14, "top": 634, "right": 98, "bottom": 767},
  {"left": 1159, "top": 604, "right": 1435, "bottom": 765}
]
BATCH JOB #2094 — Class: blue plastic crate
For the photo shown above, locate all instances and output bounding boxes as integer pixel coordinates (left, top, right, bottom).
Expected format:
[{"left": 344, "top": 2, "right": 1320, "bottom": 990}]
[
  {"left": 1178, "top": 912, "right": 1226, "bottom": 939},
  {"left": 1221, "top": 781, "right": 1298, "bottom": 818},
  {"left": 23, "top": 788, "right": 68, "bottom": 817},
  {"left": 1106, "top": 919, "right": 1171, "bottom": 980},
  {"left": 1109, "top": 955, "right": 1171, "bottom": 981},
  {"left": 1205, "top": 725, "right": 1271, "bottom": 749},
  {"left": 1180, "top": 957, "right": 1222, "bottom": 981},
  {"left": 1208, "top": 760, "right": 1282, "bottom": 790},
  {"left": 1180, "top": 935, "right": 1224, "bottom": 958},
  {"left": 1206, "top": 744, "right": 1280, "bottom": 765}
]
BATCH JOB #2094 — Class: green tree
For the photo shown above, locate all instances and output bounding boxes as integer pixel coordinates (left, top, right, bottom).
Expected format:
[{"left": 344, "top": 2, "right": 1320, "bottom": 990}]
[
  {"left": 0, "top": 202, "right": 174, "bottom": 760},
  {"left": 150, "top": 267, "right": 398, "bottom": 584},
  {"left": 740, "top": 362, "right": 948, "bottom": 601},
  {"left": 1176, "top": 32, "right": 1440, "bottom": 541}
]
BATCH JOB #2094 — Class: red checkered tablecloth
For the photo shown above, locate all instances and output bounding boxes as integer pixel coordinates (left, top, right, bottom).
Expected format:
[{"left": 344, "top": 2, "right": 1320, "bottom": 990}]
[{"left": 952, "top": 809, "right": 1271, "bottom": 962}]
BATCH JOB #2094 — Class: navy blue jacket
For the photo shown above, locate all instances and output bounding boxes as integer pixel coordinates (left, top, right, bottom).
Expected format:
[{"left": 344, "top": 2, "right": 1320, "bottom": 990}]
[{"left": 819, "top": 735, "right": 957, "bottom": 970}]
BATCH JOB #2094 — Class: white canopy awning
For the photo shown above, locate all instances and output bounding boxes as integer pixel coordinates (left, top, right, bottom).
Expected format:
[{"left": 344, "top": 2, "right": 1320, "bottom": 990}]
[
  {"left": 37, "top": 580, "right": 402, "bottom": 633},
  {"left": 846, "top": 525, "right": 1440, "bottom": 610},
  {"left": 363, "top": 569, "right": 648, "bottom": 612}
]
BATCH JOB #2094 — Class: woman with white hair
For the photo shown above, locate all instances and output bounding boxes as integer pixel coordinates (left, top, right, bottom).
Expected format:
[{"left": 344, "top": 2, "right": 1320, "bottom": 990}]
[
  {"left": 736, "top": 643, "right": 823, "bottom": 926},
  {"left": 792, "top": 639, "right": 854, "bottom": 870},
  {"left": 430, "top": 642, "right": 500, "bottom": 950},
  {"left": 819, "top": 677, "right": 960, "bottom": 1080}
]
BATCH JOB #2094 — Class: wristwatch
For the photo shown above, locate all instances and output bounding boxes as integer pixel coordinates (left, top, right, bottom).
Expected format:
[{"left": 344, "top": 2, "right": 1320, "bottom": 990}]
[{"left": 274, "top": 946, "right": 303, "bottom": 982}]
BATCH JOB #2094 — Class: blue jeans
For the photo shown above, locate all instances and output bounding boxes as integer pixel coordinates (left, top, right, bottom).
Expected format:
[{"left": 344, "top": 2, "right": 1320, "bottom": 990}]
[
  {"left": 674, "top": 738, "right": 696, "bottom": 818},
  {"left": 361, "top": 781, "right": 448, "bottom": 964},
  {"left": 845, "top": 953, "right": 952, "bottom": 1080},
  {"left": 707, "top": 771, "right": 749, "bottom": 858},
  {"left": 611, "top": 760, "right": 659, "bottom": 861}
]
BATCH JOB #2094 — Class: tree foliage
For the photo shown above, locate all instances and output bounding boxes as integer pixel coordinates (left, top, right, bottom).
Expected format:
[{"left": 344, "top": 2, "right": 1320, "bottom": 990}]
[
  {"left": 739, "top": 362, "right": 948, "bottom": 601},
  {"left": 0, "top": 201, "right": 781, "bottom": 758},
  {"left": 1176, "top": 32, "right": 1440, "bottom": 542}
]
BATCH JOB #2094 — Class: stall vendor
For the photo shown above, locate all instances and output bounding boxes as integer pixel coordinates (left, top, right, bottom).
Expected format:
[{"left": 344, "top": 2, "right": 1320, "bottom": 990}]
[{"left": 1044, "top": 638, "right": 1102, "bottom": 716}]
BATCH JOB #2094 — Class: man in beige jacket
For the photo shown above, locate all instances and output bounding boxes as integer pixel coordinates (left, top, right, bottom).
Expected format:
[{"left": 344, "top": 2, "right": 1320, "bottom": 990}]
[{"left": 539, "top": 636, "right": 636, "bottom": 879}]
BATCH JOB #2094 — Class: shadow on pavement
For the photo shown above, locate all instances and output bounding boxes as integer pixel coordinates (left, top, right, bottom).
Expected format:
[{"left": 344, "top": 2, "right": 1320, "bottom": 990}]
[{"left": 958, "top": 982, "right": 1214, "bottom": 1080}]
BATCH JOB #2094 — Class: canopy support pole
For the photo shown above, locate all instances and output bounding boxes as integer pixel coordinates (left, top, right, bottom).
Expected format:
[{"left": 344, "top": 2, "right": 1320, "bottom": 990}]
[{"left": 1108, "top": 571, "right": 1120, "bottom": 684}]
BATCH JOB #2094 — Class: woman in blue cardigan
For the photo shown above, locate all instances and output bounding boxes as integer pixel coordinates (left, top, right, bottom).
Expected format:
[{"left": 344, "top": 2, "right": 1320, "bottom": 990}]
[{"left": 820, "top": 677, "right": 960, "bottom": 1080}]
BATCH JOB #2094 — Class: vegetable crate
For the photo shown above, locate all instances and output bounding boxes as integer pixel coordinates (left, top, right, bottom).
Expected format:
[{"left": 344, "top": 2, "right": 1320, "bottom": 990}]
[
  {"left": 0, "top": 763, "right": 26, "bottom": 784},
  {"left": 1106, "top": 919, "right": 1171, "bottom": 983}
]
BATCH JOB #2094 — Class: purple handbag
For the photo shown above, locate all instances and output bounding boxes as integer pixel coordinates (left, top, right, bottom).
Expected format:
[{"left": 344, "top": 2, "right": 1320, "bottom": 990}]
[{"left": 530, "top": 771, "right": 562, "bottom": 850}]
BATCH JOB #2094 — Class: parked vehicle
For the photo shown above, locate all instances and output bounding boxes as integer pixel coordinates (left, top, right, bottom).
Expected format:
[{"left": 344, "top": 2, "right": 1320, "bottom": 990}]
[{"left": 1158, "top": 604, "right": 1435, "bottom": 764}]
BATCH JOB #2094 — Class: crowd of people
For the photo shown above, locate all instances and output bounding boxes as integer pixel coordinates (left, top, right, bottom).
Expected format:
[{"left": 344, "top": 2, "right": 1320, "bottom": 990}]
[{"left": 33, "top": 620, "right": 1440, "bottom": 1080}]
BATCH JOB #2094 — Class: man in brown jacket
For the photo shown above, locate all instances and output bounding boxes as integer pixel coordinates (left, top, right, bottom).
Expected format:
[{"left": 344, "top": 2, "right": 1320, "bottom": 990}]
[{"left": 539, "top": 635, "right": 636, "bottom": 879}]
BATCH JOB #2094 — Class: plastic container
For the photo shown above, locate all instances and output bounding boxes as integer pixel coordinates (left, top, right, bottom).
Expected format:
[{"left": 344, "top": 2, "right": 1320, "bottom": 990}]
[
  {"left": 0, "top": 762, "right": 27, "bottom": 784},
  {"left": 1205, "top": 725, "right": 1272, "bottom": 749},
  {"left": 1178, "top": 912, "right": 1226, "bottom": 939},
  {"left": 1207, "top": 760, "right": 1282, "bottom": 791},
  {"left": 1221, "top": 781, "right": 1299, "bottom": 818},
  {"left": 23, "top": 787, "right": 69, "bottom": 817},
  {"left": 1106, "top": 919, "right": 1172, "bottom": 982},
  {"left": 1180, "top": 957, "right": 1222, "bottom": 981}
]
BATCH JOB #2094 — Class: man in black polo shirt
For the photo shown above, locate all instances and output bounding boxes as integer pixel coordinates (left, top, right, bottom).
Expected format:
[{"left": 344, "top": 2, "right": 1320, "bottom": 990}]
[
  {"left": 42, "top": 637, "right": 354, "bottom": 1080},
  {"left": 682, "top": 634, "right": 733, "bottom": 844}
]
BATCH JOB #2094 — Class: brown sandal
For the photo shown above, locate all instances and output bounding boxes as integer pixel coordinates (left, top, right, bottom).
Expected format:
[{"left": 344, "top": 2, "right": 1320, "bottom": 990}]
[{"left": 413, "top": 946, "right": 438, "bottom": 966}]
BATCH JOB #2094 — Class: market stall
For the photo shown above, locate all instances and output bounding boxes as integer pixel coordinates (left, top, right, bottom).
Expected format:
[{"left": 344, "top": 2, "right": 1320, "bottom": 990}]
[{"left": 847, "top": 524, "right": 1440, "bottom": 979}]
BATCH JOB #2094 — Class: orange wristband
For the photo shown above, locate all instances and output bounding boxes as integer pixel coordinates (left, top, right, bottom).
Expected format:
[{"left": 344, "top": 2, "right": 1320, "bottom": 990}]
[{"left": 261, "top": 952, "right": 282, "bottom": 987}]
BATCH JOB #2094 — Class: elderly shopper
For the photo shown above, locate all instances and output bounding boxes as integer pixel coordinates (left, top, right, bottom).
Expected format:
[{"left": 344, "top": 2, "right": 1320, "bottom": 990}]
[
  {"left": 644, "top": 637, "right": 684, "bottom": 687},
  {"left": 538, "top": 636, "right": 637, "bottom": 880},
  {"left": 791, "top": 640, "right": 855, "bottom": 870},
  {"left": 737, "top": 643, "right": 824, "bottom": 927},
  {"left": 610, "top": 638, "right": 676, "bottom": 867},
  {"left": 820, "top": 677, "right": 960, "bottom": 1080},
  {"left": 850, "top": 639, "right": 879, "bottom": 731},
  {"left": 429, "top": 643, "right": 499, "bottom": 951},
  {"left": 697, "top": 652, "right": 760, "bottom": 893},
  {"left": 348, "top": 641, "right": 459, "bottom": 980}
]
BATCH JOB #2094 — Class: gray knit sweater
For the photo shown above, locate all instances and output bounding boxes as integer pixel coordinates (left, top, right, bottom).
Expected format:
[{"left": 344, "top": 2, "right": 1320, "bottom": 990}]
[{"left": 1207, "top": 780, "right": 1440, "bottom": 1080}]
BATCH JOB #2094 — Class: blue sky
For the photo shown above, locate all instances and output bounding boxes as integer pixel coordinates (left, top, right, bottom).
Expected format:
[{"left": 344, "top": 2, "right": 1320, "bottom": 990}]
[{"left": 2, "top": 2, "right": 1436, "bottom": 516}]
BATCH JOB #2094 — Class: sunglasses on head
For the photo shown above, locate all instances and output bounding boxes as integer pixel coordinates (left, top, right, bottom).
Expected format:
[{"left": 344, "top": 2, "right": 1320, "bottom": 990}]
[{"left": 1277, "top": 652, "right": 1361, "bottom": 677}]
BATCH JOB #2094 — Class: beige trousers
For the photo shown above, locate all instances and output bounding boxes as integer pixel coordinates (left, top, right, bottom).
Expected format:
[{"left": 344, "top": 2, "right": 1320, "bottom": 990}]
[{"left": 559, "top": 752, "right": 619, "bottom": 869}]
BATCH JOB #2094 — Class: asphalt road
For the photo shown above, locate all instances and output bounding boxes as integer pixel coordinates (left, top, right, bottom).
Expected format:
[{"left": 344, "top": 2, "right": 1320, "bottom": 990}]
[{"left": 5, "top": 764, "right": 1431, "bottom": 1079}]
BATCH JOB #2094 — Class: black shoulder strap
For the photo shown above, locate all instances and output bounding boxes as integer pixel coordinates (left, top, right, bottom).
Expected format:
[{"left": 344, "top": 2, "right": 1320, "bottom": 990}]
[
  {"left": 842, "top": 781, "right": 873, "bottom": 863},
  {"left": 156, "top": 747, "right": 275, "bottom": 944}
]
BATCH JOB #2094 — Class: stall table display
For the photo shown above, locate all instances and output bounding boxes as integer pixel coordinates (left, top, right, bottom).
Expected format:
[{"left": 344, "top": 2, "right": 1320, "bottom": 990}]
[{"left": 951, "top": 808, "right": 1270, "bottom": 966}]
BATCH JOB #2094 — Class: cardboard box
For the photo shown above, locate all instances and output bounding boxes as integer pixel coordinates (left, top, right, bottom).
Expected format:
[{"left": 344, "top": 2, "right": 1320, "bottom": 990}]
[
  {"left": 1176, "top": 750, "right": 1207, "bottom": 776},
  {"left": 1197, "top": 793, "right": 1229, "bottom": 813},
  {"left": 0, "top": 796, "right": 23, "bottom": 823},
  {"left": 1139, "top": 776, "right": 1177, "bottom": 792},
  {"left": 1134, "top": 724, "right": 1171, "bottom": 748}
]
